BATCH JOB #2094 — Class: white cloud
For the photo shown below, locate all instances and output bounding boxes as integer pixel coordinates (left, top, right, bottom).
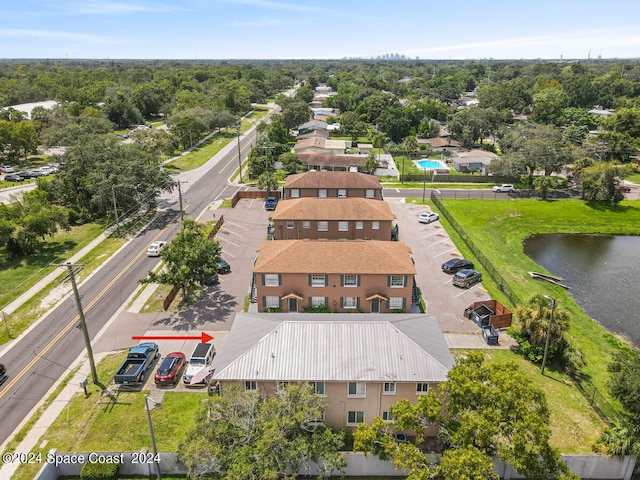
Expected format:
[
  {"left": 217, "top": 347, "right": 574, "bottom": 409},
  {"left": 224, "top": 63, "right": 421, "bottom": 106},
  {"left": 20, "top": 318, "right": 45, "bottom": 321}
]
[
  {"left": 58, "top": 1, "right": 189, "bottom": 15},
  {"left": 0, "top": 28, "right": 119, "bottom": 43},
  {"left": 220, "top": 0, "right": 337, "bottom": 15}
]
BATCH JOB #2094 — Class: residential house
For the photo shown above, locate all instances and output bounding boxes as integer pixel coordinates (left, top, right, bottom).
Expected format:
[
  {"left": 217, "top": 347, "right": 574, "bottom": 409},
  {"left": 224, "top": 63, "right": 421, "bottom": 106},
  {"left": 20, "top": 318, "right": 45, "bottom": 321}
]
[
  {"left": 297, "top": 120, "right": 328, "bottom": 135},
  {"left": 293, "top": 137, "right": 349, "bottom": 155},
  {"left": 296, "top": 129, "right": 330, "bottom": 141},
  {"left": 418, "top": 137, "right": 461, "bottom": 153},
  {"left": 211, "top": 313, "right": 454, "bottom": 432},
  {"left": 297, "top": 152, "right": 366, "bottom": 172},
  {"left": 283, "top": 171, "right": 383, "bottom": 200},
  {"left": 451, "top": 150, "right": 499, "bottom": 174},
  {"left": 269, "top": 197, "right": 395, "bottom": 240},
  {"left": 253, "top": 240, "right": 416, "bottom": 313},
  {"left": 357, "top": 143, "right": 374, "bottom": 155}
]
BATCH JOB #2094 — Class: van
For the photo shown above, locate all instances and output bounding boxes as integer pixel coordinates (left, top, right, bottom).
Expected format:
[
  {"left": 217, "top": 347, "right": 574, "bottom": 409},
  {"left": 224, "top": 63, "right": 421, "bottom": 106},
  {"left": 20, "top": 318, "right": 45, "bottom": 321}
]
[{"left": 183, "top": 342, "right": 215, "bottom": 386}]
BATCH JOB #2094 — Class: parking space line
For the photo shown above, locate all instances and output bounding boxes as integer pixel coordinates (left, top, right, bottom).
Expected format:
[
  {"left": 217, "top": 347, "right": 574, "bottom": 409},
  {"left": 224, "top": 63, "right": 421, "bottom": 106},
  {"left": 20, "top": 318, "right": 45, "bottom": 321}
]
[
  {"left": 421, "top": 231, "right": 441, "bottom": 239},
  {"left": 218, "top": 236, "right": 240, "bottom": 248},
  {"left": 223, "top": 221, "right": 248, "bottom": 230},
  {"left": 215, "top": 186, "right": 228, "bottom": 200},
  {"left": 434, "top": 247, "right": 459, "bottom": 257},
  {"left": 427, "top": 238, "right": 450, "bottom": 248},
  {"left": 221, "top": 250, "right": 236, "bottom": 258},
  {"left": 221, "top": 228, "right": 243, "bottom": 237}
]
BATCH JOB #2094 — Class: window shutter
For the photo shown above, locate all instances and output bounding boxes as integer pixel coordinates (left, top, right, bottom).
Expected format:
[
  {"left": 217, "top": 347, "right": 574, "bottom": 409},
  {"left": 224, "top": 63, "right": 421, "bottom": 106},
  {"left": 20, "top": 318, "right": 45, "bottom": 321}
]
[
  {"left": 402, "top": 298, "right": 407, "bottom": 310},
  {"left": 278, "top": 274, "right": 282, "bottom": 286},
  {"left": 357, "top": 275, "right": 360, "bottom": 286},
  {"left": 340, "top": 275, "right": 344, "bottom": 286},
  {"left": 404, "top": 275, "right": 408, "bottom": 287},
  {"left": 324, "top": 296, "right": 328, "bottom": 307},
  {"left": 262, "top": 297, "right": 266, "bottom": 307},
  {"left": 262, "top": 274, "right": 265, "bottom": 285},
  {"left": 324, "top": 274, "right": 328, "bottom": 286},
  {"left": 308, "top": 297, "right": 312, "bottom": 307},
  {"left": 387, "top": 276, "right": 391, "bottom": 287},
  {"left": 308, "top": 275, "right": 312, "bottom": 286},
  {"left": 356, "top": 297, "right": 360, "bottom": 309},
  {"left": 278, "top": 297, "right": 281, "bottom": 308},
  {"left": 340, "top": 297, "right": 344, "bottom": 308}
]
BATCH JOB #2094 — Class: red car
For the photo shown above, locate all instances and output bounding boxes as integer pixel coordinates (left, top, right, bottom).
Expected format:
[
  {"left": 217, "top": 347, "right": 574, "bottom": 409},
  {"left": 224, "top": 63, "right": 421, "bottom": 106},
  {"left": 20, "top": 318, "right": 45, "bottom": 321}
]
[
  {"left": 616, "top": 185, "right": 631, "bottom": 193},
  {"left": 154, "top": 352, "right": 186, "bottom": 386}
]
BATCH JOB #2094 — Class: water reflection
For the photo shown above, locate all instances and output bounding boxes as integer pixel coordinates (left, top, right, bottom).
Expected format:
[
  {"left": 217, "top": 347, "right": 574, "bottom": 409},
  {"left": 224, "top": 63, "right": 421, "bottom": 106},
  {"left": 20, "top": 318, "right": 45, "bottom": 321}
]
[{"left": 524, "top": 234, "right": 640, "bottom": 346}]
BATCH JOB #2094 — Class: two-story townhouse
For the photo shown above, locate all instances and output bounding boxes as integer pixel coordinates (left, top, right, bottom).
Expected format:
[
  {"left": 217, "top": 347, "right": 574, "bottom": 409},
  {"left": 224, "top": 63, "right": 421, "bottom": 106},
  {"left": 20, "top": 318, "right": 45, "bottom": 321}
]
[
  {"left": 269, "top": 198, "right": 395, "bottom": 241},
  {"left": 297, "top": 152, "right": 367, "bottom": 172},
  {"left": 253, "top": 240, "right": 416, "bottom": 313},
  {"left": 283, "top": 171, "right": 383, "bottom": 200},
  {"left": 211, "top": 313, "right": 455, "bottom": 432}
]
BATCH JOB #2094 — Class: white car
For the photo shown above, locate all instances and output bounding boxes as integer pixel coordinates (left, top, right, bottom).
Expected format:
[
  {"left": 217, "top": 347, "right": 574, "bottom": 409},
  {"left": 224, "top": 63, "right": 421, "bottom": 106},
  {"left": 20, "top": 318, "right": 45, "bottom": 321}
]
[
  {"left": 492, "top": 184, "right": 516, "bottom": 193},
  {"left": 418, "top": 212, "right": 440, "bottom": 224},
  {"left": 0, "top": 166, "right": 15, "bottom": 173},
  {"left": 146, "top": 240, "right": 167, "bottom": 257}
]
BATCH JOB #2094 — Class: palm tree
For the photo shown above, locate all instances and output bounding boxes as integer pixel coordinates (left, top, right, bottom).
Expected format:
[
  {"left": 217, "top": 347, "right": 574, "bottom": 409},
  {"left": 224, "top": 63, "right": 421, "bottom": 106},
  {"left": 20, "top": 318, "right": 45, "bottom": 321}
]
[
  {"left": 258, "top": 171, "right": 278, "bottom": 195},
  {"left": 402, "top": 135, "right": 419, "bottom": 183},
  {"left": 372, "top": 132, "right": 387, "bottom": 162},
  {"left": 516, "top": 294, "right": 570, "bottom": 345}
]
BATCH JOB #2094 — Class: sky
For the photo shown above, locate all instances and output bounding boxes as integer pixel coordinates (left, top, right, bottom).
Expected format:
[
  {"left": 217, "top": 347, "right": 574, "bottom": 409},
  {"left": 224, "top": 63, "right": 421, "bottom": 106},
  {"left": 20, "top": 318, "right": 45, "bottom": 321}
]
[{"left": 1, "top": 0, "right": 640, "bottom": 60}]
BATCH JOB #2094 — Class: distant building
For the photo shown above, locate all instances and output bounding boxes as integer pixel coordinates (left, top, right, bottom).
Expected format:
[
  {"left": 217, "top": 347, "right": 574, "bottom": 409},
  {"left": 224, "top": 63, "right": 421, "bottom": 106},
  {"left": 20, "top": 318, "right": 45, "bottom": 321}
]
[
  {"left": 2, "top": 100, "right": 58, "bottom": 119},
  {"left": 283, "top": 171, "right": 383, "bottom": 200},
  {"left": 451, "top": 150, "right": 499, "bottom": 174}
]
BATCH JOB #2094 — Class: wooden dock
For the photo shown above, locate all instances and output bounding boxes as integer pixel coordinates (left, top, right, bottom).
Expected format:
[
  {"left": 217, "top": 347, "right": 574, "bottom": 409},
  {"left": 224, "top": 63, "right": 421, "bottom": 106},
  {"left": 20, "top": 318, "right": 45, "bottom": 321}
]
[{"left": 529, "top": 272, "right": 570, "bottom": 289}]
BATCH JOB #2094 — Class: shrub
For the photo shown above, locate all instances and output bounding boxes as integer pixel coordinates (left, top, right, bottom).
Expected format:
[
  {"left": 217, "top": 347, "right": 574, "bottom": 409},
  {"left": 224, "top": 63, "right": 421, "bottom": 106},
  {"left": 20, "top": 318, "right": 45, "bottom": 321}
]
[{"left": 80, "top": 459, "right": 119, "bottom": 480}]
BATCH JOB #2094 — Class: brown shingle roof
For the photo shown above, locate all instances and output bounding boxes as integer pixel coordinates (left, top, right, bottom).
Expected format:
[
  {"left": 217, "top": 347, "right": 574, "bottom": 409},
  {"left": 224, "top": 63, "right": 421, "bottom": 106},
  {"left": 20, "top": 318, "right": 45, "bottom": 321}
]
[
  {"left": 270, "top": 198, "right": 395, "bottom": 221},
  {"left": 254, "top": 240, "right": 416, "bottom": 274},
  {"left": 426, "top": 137, "right": 461, "bottom": 148},
  {"left": 285, "top": 171, "right": 381, "bottom": 189},
  {"left": 294, "top": 137, "right": 326, "bottom": 150}
]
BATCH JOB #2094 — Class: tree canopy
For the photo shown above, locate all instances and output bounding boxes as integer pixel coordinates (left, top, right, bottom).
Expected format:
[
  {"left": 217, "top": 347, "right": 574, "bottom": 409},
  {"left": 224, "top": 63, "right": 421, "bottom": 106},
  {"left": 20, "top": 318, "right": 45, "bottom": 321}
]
[{"left": 178, "top": 383, "right": 346, "bottom": 479}]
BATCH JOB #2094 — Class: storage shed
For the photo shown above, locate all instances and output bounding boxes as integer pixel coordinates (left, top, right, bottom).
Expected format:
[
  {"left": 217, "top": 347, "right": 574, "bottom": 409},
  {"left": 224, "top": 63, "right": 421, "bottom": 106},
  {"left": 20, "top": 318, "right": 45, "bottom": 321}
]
[{"left": 463, "top": 299, "right": 512, "bottom": 329}]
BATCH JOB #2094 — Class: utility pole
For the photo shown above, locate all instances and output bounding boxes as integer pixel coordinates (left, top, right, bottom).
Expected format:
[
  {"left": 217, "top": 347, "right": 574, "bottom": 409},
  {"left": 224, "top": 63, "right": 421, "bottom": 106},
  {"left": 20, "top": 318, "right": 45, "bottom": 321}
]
[
  {"left": 53, "top": 262, "right": 98, "bottom": 384},
  {"left": 236, "top": 123, "right": 243, "bottom": 183},
  {"left": 145, "top": 395, "right": 163, "bottom": 480},
  {"left": 541, "top": 296, "right": 556, "bottom": 376},
  {"left": 177, "top": 181, "right": 184, "bottom": 221},
  {"left": 111, "top": 186, "right": 121, "bottom": 237},
  {"left": 259, "top": 143, "right": 275, "bottom": 174}
]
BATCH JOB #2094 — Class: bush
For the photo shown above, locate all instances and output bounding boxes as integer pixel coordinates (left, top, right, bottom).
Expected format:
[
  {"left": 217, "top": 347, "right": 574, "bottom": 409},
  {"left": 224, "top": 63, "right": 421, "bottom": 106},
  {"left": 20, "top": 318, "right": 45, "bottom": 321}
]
[
  {"left": 80, "top": 459, "right": 119, "bottom": 480},
  {"left": 303, "top": 305, "right": 330, "bottom": 313}
]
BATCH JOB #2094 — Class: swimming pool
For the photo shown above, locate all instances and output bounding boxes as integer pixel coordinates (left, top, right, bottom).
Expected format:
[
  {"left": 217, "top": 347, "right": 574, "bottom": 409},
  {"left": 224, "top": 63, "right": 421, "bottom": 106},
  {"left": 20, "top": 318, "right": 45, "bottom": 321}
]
[{"left": 416, "top": 159, "right": 448, "bottom": 170}]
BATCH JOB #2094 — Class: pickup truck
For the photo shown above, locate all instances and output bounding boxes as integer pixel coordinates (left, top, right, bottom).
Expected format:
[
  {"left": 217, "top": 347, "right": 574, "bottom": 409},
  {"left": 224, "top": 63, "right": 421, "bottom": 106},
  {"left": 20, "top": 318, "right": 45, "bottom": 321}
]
[{"left": 114, "top": 342, "right": 160, "bottom": 385}]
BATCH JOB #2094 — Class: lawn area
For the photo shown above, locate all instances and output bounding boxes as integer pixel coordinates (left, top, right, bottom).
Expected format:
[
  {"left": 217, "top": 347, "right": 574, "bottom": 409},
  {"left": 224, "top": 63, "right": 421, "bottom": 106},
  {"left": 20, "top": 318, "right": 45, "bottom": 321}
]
[
  {"left": 437, "top": 198, "right": 639, "bottom": 407},
  {"left": 10, "top": 352, "right": 207, "bottom": 480},
  {"left": 0, "top": 223, "right": 127, "bottom": 345},
  {"left": 460, "top": 348, "right": 606, "bottom": 453}
]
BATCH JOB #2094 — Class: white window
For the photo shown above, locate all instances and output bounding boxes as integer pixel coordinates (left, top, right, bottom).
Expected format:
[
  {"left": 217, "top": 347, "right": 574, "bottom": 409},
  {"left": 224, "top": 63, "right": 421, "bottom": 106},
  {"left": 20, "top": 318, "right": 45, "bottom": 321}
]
[
  {"left": 318, "top": 221, "right": 328, "bottom": 232},
  {"left": 303, "top": 220, "right": 311, "bottom": 229},
  {"left": 382, "top": 411, "right": 394, "bottom": 422},
  {"left": 265, "top": 296, "right": 280, "bottom": 308},
  {"left": 277, "top": 381, "right": 289, "bottom": 394},
  {"left": 343, "top": 274, "right": 358, "bottom": 287},
  {"left": 309, "top": 381, "right": 325, "bottom": 396},
  {"left": 290, "top": 189, "right": 300, "bottom": 198},
  {"left": 245, "top": 381, "right": 257, "bottom": 391},
  {"left": 372, "top": 221, "right": 380, "bottom": 230},
  {"left": 338, "top": 221, "right": 349, "bottom": 232},
  {"left": 365, "top": 189, "right": 375, "bottom": 198},
  {"left": 286, "top": 220, "right": 294, "bottom": 229},
  {"left": 347, "top": 411, "right": 365, "bottom": 425},
  {"left": 355, "top": 221, "right": 363, "bottom": 230},
  {"left": 264, "top": 274, "right": 280, "bottom": 287},
  {"left": 342, "top": 296, "right": 358, "bottom": 309},
  {"left": 348, "top": 382, "right": 366, "bottom": 398},
  {"left": 337, "top": 189, "right": 347, "bottom": 198},
  {"left": 416, "top": 383, "right": 430, "bottom": 395},
  {"left": 388, "top": 297, "right": 404, "bottom": 309},
  {"left": 311, "top": 296, "right": 326, "bottom": 307},
  {"left": 389, "top": 275, "right": 405, "bottom": 288},
  {"left": 311, "top": 274, "right": 326, "bottom": 287},
  {"left": 318, "top": 189, "right": 328, "bottom": 198},
  {"left": 383, "top": 382, "right": 396, "bottom": 394}
]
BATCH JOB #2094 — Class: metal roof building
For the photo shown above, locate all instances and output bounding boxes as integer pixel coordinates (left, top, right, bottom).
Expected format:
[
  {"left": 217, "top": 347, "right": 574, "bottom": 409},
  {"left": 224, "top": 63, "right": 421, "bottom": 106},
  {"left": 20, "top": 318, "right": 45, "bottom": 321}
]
[{"left": 212, "top": 313, "right": 454, "bottom": 383}]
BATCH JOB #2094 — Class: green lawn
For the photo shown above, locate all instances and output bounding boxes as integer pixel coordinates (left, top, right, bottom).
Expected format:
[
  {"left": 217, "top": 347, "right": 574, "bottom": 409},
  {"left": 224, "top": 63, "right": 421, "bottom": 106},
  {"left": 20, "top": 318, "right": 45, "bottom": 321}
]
[
  {"left": 9, "top": 352, "right": 207, "bottom": 480},
  {"left": 437, "top": 198, "right": 638, "bottom": 408}
]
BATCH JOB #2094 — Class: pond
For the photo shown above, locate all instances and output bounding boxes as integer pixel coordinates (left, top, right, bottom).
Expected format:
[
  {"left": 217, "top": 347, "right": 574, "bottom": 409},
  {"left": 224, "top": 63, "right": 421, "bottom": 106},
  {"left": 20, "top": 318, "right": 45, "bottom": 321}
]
[{"left": 523, "top": 234, "right": 640, "bottom": 347}]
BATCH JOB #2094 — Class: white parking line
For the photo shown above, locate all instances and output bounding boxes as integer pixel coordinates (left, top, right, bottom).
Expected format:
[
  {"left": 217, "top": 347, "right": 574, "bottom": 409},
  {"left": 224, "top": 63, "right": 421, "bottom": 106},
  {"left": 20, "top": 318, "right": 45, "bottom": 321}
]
[
  {"left": 221, "top": 250, "right": 236, "bottom": 258},
  {"left": 221, "top": 228, "right": 243, "bottom": 237},
  {"left": 218, "top": 237, "right": 240, "bottom": 248},
  {"left": 421, "top": 231, "right": 441, "bottom": 239},
  {"left": 215, "top": 186, "right": 228, "bottom": 200},
  {"left": 434, "top": 247, "right": 459, "bottom": 257},
  {"left": 426, "top": 238, "right": 450, "bottom": 248},
  {"left": 223, "top": 221, "right": 249, "bottom": 231},
  {"left": 453, "top": 285, "right": 484, "bottom": 298}
]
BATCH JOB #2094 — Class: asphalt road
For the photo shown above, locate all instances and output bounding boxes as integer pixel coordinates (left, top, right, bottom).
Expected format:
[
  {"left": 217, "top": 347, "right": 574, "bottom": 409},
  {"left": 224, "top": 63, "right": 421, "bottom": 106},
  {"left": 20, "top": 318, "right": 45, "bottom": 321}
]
[{"left": 0, "top": 125, "right": 260, "bottom": 444}]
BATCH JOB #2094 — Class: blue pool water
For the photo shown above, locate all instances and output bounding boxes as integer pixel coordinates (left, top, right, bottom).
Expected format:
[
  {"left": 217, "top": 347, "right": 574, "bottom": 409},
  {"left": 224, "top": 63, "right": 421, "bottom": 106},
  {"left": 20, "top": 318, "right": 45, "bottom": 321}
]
[{"left": 416, "top": 159, "right": 448, "bottom": 170}]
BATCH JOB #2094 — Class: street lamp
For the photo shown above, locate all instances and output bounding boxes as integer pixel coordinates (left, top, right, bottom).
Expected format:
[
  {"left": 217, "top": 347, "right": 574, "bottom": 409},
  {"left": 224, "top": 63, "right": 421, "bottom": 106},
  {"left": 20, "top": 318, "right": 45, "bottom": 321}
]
[
  {"left": 236, "top": 123, "right": 243, "bottom": 183},
  {"left": 541, "top": 295, "right": 556, "bottom": 375},
  {"left": 144, "top": 395, "right": 162, "bottom": 480}
]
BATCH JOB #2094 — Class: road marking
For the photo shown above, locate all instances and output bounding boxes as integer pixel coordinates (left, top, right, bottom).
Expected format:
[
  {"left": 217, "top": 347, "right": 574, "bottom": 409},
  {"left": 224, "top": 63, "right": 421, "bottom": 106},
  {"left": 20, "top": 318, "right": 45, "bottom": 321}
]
[
  {"left": 0, "top": 214, "right": 180, "bottom": 400},
  {"left": 426, "top": 238, "right": 449, "bottom": 248},
  {"left": 223, "top": 221, "right": 248, "bottom": 231},
  {"left": 218, "top": 237, "right": 240, "bottom": 248},
  {"left": 215, "top": 186, "right": 228, "bottom": 200},
  {"left": 434, "top": 247, "right": 459, "bottom": 257}
]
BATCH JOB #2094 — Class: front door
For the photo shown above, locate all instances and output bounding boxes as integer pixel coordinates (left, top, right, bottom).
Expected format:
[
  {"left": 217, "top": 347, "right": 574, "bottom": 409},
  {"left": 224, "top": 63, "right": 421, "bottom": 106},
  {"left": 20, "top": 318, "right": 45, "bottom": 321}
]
[
  {"left": 371, "top": 298, "right": 380, "bottom": 313},
  {"left": 288, "top": 298, "right": 298, "bottom": 313}
]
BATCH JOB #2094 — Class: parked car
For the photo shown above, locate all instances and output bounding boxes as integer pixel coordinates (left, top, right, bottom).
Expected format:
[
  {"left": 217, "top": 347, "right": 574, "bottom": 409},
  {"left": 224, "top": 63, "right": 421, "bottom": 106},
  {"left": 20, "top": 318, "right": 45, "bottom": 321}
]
[
  {"left": 184, "top": 342, "right": 216, "bottom": 386},
  {"left": 418, "top": 212, "right": 440, "bottom": 224},
  {"left": 452, "top": 269, "right": 482, "bottom": 288},
  {"left": 441, "top": 258, "right": 475, "bottom": 274},
  {"left": 114, "top": 342, "right": 160, "bottom": 385},
  {"left": 4, "top": 174, "right": 24, "bottom": 182},
  {"left": 0, "top": 166, "right": 15, "bottom": 173},
  {"left": 265, "top": 196, "right": 278, "bottom": 211},
  {"left": 15, "top": 171, "right": 38, "bottom": 179},
  {"left": 154, "top": 352, "right": 186, "bottom": 386},
  {"left": 216, "top": 258, "right": 231, "bottom": 274},
  {"left": 616, "top": 185, "right": 631, "bottom": 193},
  {"left": 146, "top": 240, "right": 167, "bottom": 257},
  {"left": 492, "top": 184, "right": 516, "bottom": 193}
]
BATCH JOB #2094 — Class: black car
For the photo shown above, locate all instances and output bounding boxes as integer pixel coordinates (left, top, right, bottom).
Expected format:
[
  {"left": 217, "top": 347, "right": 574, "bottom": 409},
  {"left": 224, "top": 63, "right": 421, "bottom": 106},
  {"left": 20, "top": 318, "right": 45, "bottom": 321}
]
[
  {"left": 216, "top": 259, "right": 231, "bottom": 274},
  {"left": 16, "top": 171, "right": 39, "bottom": 179},
  {"left": 265, "top": 196, "right": 278, "bottom": 211},
  {"left": 4, "top": 174, "right": 24, "bottom": 182},
  {"left": 441, "top": 258, "right": 474, "bottom": 274},
  {"left": 452, "top": 269, "right": 483, "bottom": 289}
]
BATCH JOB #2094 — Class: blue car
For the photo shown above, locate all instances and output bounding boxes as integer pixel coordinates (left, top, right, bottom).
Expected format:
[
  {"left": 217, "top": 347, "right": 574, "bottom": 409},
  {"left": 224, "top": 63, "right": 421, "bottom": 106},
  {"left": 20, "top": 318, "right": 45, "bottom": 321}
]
[{"left": 265, "top": 196, "right": 278, "bottom": 211}]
